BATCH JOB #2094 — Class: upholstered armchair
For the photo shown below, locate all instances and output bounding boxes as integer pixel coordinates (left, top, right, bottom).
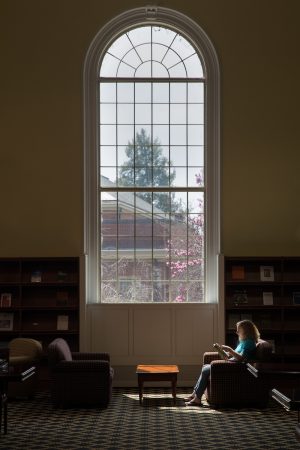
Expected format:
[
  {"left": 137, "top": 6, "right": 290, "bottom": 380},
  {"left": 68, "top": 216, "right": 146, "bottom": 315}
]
[
  {"left": 48, "top": 338, "right": 114, "bottom": 408},
  {"left": 8, "top": 338, "right": 43, "bottom": 399},
  {"left": 203, "top": 339, "right": 273, "bottom": 408}
]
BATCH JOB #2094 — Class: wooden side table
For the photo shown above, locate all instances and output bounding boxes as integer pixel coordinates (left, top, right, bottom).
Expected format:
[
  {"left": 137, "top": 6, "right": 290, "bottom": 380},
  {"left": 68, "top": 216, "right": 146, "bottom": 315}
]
[{"left": 136, "top": 365, "right": 179, "bottom": 405}]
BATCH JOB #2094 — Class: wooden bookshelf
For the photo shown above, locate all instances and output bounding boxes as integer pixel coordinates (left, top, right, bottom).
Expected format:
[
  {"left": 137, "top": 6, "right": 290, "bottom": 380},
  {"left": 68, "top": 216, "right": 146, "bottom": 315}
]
[
  {"left": 224, "top": 257, "right": 300, "bottom": 363},
  {"left": 0, "top": 257, "right": 79, "bottom": 352}
]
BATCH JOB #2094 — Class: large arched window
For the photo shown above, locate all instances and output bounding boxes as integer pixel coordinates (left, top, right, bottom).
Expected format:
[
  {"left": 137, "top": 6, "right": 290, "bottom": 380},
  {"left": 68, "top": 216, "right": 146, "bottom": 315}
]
[{"left": 84, "top": 7, "right": 220, "bottom": 304}]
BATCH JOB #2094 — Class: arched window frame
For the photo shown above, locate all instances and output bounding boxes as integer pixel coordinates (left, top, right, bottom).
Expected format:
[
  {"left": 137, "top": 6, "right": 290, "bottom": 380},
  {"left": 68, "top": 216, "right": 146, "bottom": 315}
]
[{"left": 84, "top": 6, "right": 220, "bottom": 304}]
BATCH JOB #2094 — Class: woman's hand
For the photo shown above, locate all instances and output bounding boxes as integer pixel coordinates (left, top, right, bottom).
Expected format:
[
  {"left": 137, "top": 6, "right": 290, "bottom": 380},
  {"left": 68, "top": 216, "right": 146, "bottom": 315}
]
[{"left": 222, "top": 345, "right": 232, "bottom": 352}]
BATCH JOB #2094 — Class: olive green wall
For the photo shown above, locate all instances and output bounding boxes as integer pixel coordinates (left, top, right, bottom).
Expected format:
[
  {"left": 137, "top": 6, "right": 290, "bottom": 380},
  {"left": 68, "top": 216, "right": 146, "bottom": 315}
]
[{"left": 1, "top": 0, "right": 300, "bottom": 257}]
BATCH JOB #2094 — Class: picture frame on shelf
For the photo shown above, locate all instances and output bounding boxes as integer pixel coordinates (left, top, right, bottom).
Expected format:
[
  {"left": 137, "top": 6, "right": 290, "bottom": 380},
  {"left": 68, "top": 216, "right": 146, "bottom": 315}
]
[
  {"left": 57, "top": 315, "right": 69, "bottom": 331},
  {"left": 263, "top": 292, "right": 274, "bottom": 306},
  {"left": 0, "top": 313, "right": 14, "bottom": 331},
  {"left": 260, "top": 266, "right": 274, "bottom": 282},
  {"left": 0, "top": 293, "right": 12, "bottom": 308},
  {"left": 293, "top": 292, "right": 300, "bottom": 306}
]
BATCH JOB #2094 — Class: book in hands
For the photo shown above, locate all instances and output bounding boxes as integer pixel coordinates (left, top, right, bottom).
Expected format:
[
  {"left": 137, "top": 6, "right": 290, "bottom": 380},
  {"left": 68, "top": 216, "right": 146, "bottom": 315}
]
[{"left": 213, "top": 343, "right": 229, "bottom": 360}]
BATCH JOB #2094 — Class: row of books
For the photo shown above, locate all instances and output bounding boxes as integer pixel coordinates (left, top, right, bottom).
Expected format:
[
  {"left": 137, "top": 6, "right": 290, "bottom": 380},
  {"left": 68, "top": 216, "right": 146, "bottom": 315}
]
[
  {"left": 230, "top": 290, "right": 300, "bottom": 306},
  {"left": 231, "top": 265, "right": 276, "bottom": 281},
  {"left": 0, "top": 291, "right": 74, "bottom": 308},
  {"left": 0, "top": 313, "right": 71, "bottom": 331}
]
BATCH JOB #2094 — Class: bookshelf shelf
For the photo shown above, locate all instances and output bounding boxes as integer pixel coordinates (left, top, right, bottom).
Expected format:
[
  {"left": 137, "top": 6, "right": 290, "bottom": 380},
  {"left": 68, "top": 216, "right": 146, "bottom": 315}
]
[
  {"left": 0, "top": 257, "right": 80, "bottom": 351},
  {"left": 224, "top": 256, "right": 300, "bottom": 363}
]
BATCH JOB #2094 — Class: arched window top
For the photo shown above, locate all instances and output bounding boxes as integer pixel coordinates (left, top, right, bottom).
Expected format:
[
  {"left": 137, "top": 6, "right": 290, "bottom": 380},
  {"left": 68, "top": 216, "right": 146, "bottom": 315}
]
[{"left": 100, "top": 26, "right": 204, "bottom": 78}]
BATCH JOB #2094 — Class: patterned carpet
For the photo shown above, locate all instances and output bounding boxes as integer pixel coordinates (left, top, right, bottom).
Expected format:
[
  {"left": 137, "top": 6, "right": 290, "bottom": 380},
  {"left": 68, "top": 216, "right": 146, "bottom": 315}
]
[{"left": 0, "top": 388, "right": 299, "bottom": 449}]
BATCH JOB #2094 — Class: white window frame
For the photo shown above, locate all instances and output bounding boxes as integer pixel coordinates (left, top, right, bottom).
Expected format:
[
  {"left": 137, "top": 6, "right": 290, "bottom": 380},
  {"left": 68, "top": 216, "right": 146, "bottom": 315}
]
[{"left": 83, "top": 6, "right": 220, "bottom": 304}]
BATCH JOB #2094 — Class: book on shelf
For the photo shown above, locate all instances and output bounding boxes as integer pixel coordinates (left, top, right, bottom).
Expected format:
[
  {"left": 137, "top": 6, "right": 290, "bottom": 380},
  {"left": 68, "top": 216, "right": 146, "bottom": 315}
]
[
  {"left": 293, "top": 292, "right": 300, "bottom": 306},
  {"left": 56, "top": 291, "right": 69, "bottom": 306},
  {"left": 57, "top": 315, "right": 69, "bottom": 331},
  {"left": 0, "top": 313, "right": 13, "bottom": 331},
  {"left": 31, "top": 270, "right": 42, "bottom": 283},
  {"left": 57, "top": 271, "right": 68, "bottom": 282},
  {"left": 263, "top": 292, "right": 273, "bottom": 306},
  {"left": 0, "top": 293, "right": 12, "bottom": 307},
  {"left": 231, "top": 265, "right": 245, "bottom": 280},
  {"left": 260, "top": 266, "right": 274, "bottom": 282},
  {"left": 267, "top": 339, "right": 276, "bottom": 354},
  {"left": 233, "top": 290, "right": 248, "bottom": 306}
]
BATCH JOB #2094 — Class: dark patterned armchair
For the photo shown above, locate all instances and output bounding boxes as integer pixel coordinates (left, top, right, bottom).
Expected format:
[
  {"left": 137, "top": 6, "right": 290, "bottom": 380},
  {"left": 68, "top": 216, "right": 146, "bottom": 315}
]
[
  {"left": 48, "top": 338, "right": 114, "bottom": 408},
  {"left": 203, "top": 339, "right": 273, "bottom": 408}
]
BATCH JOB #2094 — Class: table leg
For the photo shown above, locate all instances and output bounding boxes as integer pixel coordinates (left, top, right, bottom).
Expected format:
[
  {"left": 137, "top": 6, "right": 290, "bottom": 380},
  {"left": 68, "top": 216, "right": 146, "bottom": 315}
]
[
  {"left": 138, "top": 377, "right": 143, "bottom": 405},
  {"left": 0, "top": 394, "right": 2, "bottom": 434},
  {"left": 171, "top": 376, "right": 177, "bottom": 405},
  {"left": 3, "top": 395, "right": 7, "bottom": 435}
]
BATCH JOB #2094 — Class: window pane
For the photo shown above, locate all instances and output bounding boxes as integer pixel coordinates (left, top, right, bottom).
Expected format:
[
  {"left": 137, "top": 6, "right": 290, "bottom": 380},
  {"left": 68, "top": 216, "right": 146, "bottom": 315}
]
[
  {"left": 101, "top": 146, "right": 116, "bottom": 166},
  {"left": 170, "top": 104, "right": 186, "bottom": 124},
  {"left": 188, "top": 146, "right": 204, "bottom": 166},
  {"left": 188, "top": 125, "right": 204, "bottom": 145},
  {"left": 117, "top": 83, "right": 134, "bottom": 102},
  {"left": 100, "top": 83, "right": 116, "bottom": 102},
  {"left": 116, "top": 104, "right": 133, "bottom": 124},
  {"left": 188, "top": 83, "right": 204, "bottom": 103},
  {"left": 117, "top": 125, "right": 134, "bottom": 145},
  {"left": 170, "top": 83, "right": 186, "bottom": 103},
  {"left": 100, "top": 104, "right": 116, "bottom": 124},
  {"left": 153, "top": 125, "right": 169, "bottom": 145},
  {"left": 153, "top": 83, "right": 169, "bottom": 103},
  {"left": 170, "top": 125, "right": 186, "bottom": 145},
  {"left": 135, "top": 104, "right": 151, "bottom": 124},
  {"left": 170, "top": 146, "right": 186, "bottom": 166},
  {"left": 101, "top": 125, "right": 116, "bottom": 145},
  {"left": 188, "top": 104, "right": 204, "bottom": 124},
  {"left": 188, "top": 167, "right": 204, "bottom": 187},
  {"left": 153, "top": 104, "right": 169, "bottom": 124},
  {"left": 188, "top": 192, "right": 204, "bottom": 213},
  {"left": 135, "top": 83, "right": 151, "bottom": 103},
  {"left": 101, "top": 167, "right": 117, "bottom": 185},
  {"left": 117, "top": 145, "right": 133, "bottom": 166}
]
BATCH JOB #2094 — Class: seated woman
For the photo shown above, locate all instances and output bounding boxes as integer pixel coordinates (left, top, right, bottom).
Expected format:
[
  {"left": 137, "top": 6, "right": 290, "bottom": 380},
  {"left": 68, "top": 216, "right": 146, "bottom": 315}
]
[{"left": 185, "top": 319, "right": 260, "bottom": 406}]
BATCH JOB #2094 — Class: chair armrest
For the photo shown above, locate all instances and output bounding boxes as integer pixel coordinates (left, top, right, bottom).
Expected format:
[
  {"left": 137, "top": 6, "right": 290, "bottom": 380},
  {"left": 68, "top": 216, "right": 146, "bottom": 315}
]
[
  {"left": 203, "top": 352, "right": 221, "bottom": 364},
  {"left": 53, "top": 360, "right": 110, "bottom": 373},
  {"left": 210, "top": 359, "right": 246, "bottom": 374},
  {"left": 72, "top": 352, "right": 110, "bottom": 362}
]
